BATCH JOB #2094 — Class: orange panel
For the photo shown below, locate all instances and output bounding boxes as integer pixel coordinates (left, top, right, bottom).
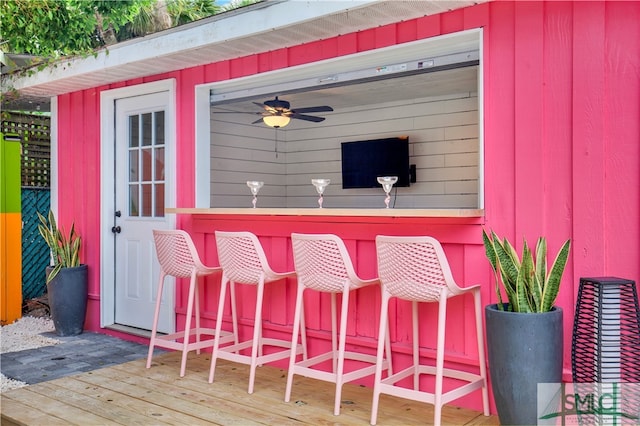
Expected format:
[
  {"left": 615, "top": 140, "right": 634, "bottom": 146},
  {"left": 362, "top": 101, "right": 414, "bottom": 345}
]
[{"left": 1, "top": 212, "right": 22, "bottom": 325}]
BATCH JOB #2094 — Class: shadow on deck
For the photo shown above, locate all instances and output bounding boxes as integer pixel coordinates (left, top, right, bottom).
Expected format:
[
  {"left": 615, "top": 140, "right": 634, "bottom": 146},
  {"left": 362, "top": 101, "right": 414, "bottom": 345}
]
[{"left": 1, "top": 351, "right": 499, "bottom": 425}]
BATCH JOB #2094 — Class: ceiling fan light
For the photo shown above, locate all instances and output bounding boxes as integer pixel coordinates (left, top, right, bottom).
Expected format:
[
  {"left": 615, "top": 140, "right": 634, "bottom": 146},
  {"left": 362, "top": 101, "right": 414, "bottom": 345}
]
[{"left": 263, "top": 115, "right": 290, "bottom": 128}]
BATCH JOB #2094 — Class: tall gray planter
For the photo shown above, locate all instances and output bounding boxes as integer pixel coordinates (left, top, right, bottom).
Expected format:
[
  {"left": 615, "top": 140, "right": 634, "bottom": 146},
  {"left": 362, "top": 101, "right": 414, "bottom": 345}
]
[
  {"left": 46, "top": 265, "right": 88, "bottom": 336},
  {"left": 485, "top": 304, "right": 563, "bottom": 425}
]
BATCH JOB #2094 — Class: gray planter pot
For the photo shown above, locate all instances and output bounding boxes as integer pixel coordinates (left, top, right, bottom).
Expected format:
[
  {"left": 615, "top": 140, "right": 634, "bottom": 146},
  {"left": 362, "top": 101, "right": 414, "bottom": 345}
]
[
  {"left": 485, "top": 304, "right": 563, "bottom": 425},
  {"left": 46, "top": 265, "right": 88, "bottom": 336}
]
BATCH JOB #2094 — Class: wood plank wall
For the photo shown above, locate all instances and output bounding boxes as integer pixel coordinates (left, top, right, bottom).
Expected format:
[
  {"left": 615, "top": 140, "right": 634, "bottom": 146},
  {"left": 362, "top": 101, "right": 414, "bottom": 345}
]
[{"left": 210, "top": 90, "right": 479, "bottom": 209}]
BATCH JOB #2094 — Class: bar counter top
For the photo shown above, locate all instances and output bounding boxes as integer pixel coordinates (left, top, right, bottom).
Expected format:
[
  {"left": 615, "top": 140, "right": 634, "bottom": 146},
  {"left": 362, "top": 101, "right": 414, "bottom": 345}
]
[{"left": 166, "top": 208, "right": 484, "bottom": 218}]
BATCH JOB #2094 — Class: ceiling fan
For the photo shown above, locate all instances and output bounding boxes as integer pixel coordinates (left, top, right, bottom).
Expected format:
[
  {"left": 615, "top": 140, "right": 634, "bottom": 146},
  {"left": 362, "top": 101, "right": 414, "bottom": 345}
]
[{"left": 249, "top": 96, "right": 334, "bottom": 128}]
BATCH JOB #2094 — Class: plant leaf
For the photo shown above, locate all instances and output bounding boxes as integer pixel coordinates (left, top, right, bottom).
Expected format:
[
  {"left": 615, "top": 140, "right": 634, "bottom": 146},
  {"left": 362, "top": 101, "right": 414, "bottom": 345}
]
[
  {"left": 482, "top": 229, "right": 504, "bottom": 309},
  {"left": 36, "top": 210, "right": 82, "bottom": 282},
  {"left": 482, "top": 229, "right": 571, "bottom": 313},
  {"left": 46, "top": 264, "right": 63, "bottom": 283},
  {"left": 518, "top": 240, "right": 535, "bottom": 312},
  {"left": 540, "top": 239, "right": 571, "bottom": 312},
  {"left": 491, "top": 231, "right": 519, "bottom": 307},
  {"left": 535, "top": 237, "right": 546, "bottom": 288}
]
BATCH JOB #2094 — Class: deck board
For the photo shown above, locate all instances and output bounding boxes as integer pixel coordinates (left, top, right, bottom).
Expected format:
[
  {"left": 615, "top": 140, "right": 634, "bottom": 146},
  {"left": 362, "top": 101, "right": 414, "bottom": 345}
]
[
  {"left": 0, "top": 394, "right": 74, "bottom": 426},
  {"left": 1, "top": 351, "right": 500, "bottom": 425},
  {"left": 2, "top": 383, "right": 119, "bottom": 425}
]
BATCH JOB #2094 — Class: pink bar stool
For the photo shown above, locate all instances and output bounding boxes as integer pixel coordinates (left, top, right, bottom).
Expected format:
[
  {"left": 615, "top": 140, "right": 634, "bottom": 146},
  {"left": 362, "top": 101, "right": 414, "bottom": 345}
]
[
  {"left": 371, "top": 235, "right": 490, "bottom": 426},
  {"left": 285, "top": 233, "right": 392, "bottom": 416},
  {"left": 147, "top": 229, "right": 236, "bottom": 377},
  {"left": 209, "top": 231, "right": 306, "bottom": 394}
]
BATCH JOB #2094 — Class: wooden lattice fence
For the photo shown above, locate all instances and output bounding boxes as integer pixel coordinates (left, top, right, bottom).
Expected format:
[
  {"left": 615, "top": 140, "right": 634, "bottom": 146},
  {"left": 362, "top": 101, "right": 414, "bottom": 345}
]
[
  {"left": 2, "top": 112, "right": 51, "bottom": 188},
  {"left": 21, "top": 188, "right": 51, "bottom": 299}
]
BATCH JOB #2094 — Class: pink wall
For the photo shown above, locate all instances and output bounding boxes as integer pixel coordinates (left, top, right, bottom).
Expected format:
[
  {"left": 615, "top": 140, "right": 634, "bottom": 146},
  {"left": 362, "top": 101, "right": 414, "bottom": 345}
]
[{"left": 55, "top": 0, "right": 640, "bottom": 412}]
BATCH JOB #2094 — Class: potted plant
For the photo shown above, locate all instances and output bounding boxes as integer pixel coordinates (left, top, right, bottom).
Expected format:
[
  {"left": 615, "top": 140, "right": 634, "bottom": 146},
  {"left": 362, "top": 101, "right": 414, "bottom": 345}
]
[
  {"left": 482, "top": 229, "right": 571, "bottom": 425},
  {"left": 37, "top": 210, "right": 88, "bottom": 336}
]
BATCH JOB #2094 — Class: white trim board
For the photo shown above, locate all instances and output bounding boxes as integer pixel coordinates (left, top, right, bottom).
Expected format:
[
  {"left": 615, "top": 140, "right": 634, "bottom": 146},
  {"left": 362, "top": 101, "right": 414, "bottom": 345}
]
[
  {"left": 195, "top": 29, "right": 483, "bottom": 209},
  {"left": 209, "top": 29, "right": 481, "bottom": 102},
  {"left": 99, "top": 79, "right": 177, "bottom": 329}
]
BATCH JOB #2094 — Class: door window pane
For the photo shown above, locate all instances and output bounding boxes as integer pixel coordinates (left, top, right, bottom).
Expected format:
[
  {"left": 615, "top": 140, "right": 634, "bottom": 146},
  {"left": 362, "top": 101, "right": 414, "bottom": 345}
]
[
  {"left": 141, "top": 184, "right": 152, "bottom": 217},
  {"left": 129, "top": 150, "right": 139, "bottom": 182},
  {"left": 142, "top": 148, "right": 152, "bottom": 182},
  {"left": 154, "top": 184, "right": 165, "bottom": 217},
  {"left": 142, "top": 113, "right": 152, "bottom": 146},
  {"left": 155, "top": 111, "right": 165, "bottom": 145},
  {"left": 129, "top": 116, "right": 139, "bottom": 147},
  {"left": 154, "top": 147, "right": 164, "bottom": 180},
  {"left": 129, "top": 185, "right": 139, "bottom": 216}
]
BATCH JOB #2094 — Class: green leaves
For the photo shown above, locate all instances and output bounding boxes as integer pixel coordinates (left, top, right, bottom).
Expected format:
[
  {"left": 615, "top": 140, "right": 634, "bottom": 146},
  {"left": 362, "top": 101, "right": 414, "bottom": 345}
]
[
  {"left": 541, "top": 238, "right": 571, "bottom": 312},
  {"left": 37, "top": 210, "right": 82, "bottom": 283},
  {"left": 0, "top": 0, "right": 248, "bottom": 59},
  {"left": 0, "top": 0, "right": 152, "bottom": 57},
  {"left": 482, "top": 229, "right": 570, "bottom": 313}
]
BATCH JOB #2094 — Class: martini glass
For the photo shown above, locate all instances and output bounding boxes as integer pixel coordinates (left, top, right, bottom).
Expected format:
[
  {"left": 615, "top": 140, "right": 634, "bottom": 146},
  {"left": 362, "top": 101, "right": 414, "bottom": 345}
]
[
  {"left": 311, "top": 178, "right": 330, "bottom": 208},
  {"left": 246, "top": 181, "right": 264, "bottom": 208},
  {"left": 377, "top": 176, "right": 398, "bottom": 208}
]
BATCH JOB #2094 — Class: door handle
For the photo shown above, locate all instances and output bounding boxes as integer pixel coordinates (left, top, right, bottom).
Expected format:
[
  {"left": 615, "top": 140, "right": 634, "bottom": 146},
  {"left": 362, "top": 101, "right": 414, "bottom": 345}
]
[
  {"left": 111, "top": 226, "right": 121, "bottom": 234},
  {"left": 115, "top": 210, "right": 122, "bottom": 217}
]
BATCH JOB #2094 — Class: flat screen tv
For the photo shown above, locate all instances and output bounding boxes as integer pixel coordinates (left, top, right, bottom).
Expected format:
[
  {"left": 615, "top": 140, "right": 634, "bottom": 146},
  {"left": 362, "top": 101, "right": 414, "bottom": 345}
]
[{"left": 341, "top": 136, "right": 410, "bottom": 189}]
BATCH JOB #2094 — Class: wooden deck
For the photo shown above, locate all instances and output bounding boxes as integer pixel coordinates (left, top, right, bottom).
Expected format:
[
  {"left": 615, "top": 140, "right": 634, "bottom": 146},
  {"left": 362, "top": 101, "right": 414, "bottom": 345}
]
[{"left": 1, "top": 351, "right": 499, "bottom": 425}]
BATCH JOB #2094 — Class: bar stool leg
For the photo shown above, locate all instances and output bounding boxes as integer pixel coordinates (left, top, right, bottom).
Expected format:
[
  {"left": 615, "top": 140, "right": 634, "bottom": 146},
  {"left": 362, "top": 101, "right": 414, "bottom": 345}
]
[
  {"left": 370, "top": 291, "right": 391, "bottom": 426},
  {"left": 248, "top": 278, "right": 266, "bottom": 394},
  {"left": 300, "top": 302, "right": 308, "bottom": 360},
  {"left": 146, "top": 272, "right": 166, "bottom": 369},
  {"left": 474, "top": 289, "right": 490, "bottom": 415},
  {"left": 385, "top": 317, "right": 392, "bottom": 376},
  {"left": 194, "top": 280, "right": 201, "bottom": 354},
  {"left": 209, "top": 274, "right": 229, "bottom": 383},
  {"left": 180, "top": 272, "right": 198, "bottom": 377},
  {"left": 412, "top": 301, "right": 419, "bottom": 390},
  {"left": 333, "top": 281, "right": 351, "bottom": 416},
  {"left": 433, "top": 296, "right": 448, "bottom": 426},
  {"left": 230, "top": 278, "right": 239, "bottom": 346},
  {"left": 330, "top": 293, "right": 338, "bottom": 373},
  {"left": 285, "top": 284, "right": 306, "bottom": 402}
]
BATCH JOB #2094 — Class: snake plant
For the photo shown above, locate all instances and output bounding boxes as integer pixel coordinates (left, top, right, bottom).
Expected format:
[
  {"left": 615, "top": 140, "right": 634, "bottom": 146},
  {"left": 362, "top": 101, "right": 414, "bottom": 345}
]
[
  {"left": 37, "top": 210, "right": 81, "bottom": 284},
  {"left": 482, "top": 229, "right": 570, "bottom": 313}
]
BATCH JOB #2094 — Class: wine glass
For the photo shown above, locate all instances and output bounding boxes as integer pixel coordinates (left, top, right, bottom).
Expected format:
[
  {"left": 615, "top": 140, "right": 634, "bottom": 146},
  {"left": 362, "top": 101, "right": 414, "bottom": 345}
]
[
  {"left": 246, "top": 181, "right": 264, "bottom": 208},
  {"left": 311, "top": 178, "right": 330, "bottom": 208},
  {"left": 377, "top": 176, "right": 398, "bottom": 208}
]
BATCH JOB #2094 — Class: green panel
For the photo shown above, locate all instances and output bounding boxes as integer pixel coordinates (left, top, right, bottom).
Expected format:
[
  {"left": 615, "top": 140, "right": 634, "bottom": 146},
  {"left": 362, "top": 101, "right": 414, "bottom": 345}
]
[{"left": 1, "top": 134, "right": 22, "bottom": 214}]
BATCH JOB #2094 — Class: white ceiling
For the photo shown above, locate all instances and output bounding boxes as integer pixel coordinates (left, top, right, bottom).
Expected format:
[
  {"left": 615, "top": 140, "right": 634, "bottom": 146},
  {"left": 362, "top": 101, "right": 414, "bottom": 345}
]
[{"left": 211, "top": 65, "right": 479, "bottom": 117}]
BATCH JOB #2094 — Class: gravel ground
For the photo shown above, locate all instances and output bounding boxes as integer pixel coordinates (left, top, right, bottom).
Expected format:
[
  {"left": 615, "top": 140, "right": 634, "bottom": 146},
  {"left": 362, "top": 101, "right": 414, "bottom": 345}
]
[{"left": 1, "top": 316, "right": 61, "bottom": 392}]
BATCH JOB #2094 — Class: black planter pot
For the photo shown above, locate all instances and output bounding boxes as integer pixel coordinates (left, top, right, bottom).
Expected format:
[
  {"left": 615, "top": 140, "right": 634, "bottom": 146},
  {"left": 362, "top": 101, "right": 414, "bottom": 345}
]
[
  {"left": 485, "top": 304, "right": 563, "bottom": 425},
  {"left": 46, "top": 265, "right": 88, "bottom": 336}
]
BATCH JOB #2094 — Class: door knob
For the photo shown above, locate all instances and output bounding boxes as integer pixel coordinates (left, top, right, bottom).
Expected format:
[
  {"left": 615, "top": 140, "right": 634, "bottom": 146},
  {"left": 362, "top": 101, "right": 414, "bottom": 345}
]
[{"left": 111, "top": 226, "right": 121, "bottom": 234}]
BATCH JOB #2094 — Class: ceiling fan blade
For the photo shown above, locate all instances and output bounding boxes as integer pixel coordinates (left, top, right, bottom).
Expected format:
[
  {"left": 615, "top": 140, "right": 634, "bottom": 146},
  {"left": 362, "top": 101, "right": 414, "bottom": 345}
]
[
  {"left": 216, "top": 98, "right": 330, "bottom": 125},
  {"left": 289, "top": 113, "right": 326, "bottom": 123},
  {"left": 291, "top": 106, "right": 333, "bottom": 114}
]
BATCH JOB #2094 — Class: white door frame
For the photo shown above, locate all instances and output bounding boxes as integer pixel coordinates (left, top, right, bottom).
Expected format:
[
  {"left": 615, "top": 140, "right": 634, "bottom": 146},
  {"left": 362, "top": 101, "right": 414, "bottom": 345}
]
[{"left": 99, "top": 79, "right": 177, "bottom": 329}]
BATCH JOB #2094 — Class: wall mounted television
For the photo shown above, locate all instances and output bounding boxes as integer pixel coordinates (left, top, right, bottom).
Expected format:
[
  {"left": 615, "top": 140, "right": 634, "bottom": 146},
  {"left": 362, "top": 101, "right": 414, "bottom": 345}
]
[{"left": 341, "top": 136, "right": 411, "bottom": 189}]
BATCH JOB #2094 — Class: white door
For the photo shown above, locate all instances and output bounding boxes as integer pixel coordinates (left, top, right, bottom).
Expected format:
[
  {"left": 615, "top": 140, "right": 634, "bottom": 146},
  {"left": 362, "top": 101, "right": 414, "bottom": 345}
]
[{"left": 113, "top": 92, "right": 174, "bottom": 333}]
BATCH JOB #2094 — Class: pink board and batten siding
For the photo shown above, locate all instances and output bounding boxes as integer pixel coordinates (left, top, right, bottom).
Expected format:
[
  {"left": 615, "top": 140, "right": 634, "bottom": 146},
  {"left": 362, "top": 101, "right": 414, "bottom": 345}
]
[{"left": 54, "top": 1, "right": 639, "bottom": 414}]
